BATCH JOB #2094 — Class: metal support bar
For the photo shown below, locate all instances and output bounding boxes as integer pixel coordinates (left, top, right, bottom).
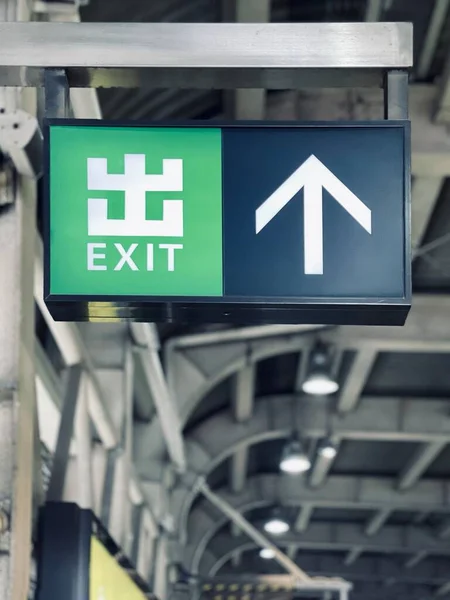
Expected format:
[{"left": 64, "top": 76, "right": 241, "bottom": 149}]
[
  {"left": 365, "top": 508, "right": 391, "bottom": 536},
  {"left": 437, "top": 519, "right": 450, "bottom": 538},
  {"left": 132, "top": 323, "right": 186, "bottom": 472},
  {"left": 365, "top": 0, "right": 383, "bottom": 22},
  {"left": 233, "top": 365, "right": 255, "bottom": 424},
  {"left": 436, "top": 581, "right": 450, "bottom": 596},
  {"left": 417, "top": 0, "right": 450, "bottom": 80},
  {"left": 309, "top": 440, "right": 341, "bottom": 487},
  {"left": 46, "top": 365, "right": 82, "bottom": 502},
  {"left": 337, "top": 349, "right": 377, "bottom": 413},
  {"left": 74, "top": 373, "right": 92, "bottom": 509},
  {"left": 0, "top": 22, "right": 413, "bottom": 89},
  {"left": 405, "top": 550, "right": 429, "bottom": 568},
  {"left": 198, "top": 480, "right": 311, "bottom": 583},
  {"left": 101, "top": 448, "right": 119, "bottom": 526},
  {"left": 344, "top": 547, "right": 363, "bottom": 566},
  {"left": 230, "top": 448, "right": 249, "bottom": 495},
  {"left": 411, "top": 177, "right": 444, "bottom": 254},
  {"left": 398, "top": 441, "right": 446, "bottom": 490},
  {"left": 295, "top": 504, "right": 314, "bottom": 532},
  {"left": 226, "top": 0, "right": 270, "bottom": 120},
  {"left": 44, "top": 68, "right": 69, "bottom": 119},
  {"left": 384, "top": 70, "right": 409, "bottom": 120}
]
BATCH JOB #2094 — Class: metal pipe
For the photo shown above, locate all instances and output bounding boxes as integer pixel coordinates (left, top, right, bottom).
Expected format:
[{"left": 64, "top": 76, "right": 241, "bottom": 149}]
[
  {"left": 198, "top": 480, "right": 311, "bottom": 583},
  {"left": 75, "top": 373, "right": 93, "bottom": 509}
]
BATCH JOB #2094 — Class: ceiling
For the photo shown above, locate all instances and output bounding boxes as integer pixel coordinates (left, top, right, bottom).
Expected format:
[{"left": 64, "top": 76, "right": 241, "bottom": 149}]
[{"left": 33, "top": 1, "right": 450, "bottom": 599}]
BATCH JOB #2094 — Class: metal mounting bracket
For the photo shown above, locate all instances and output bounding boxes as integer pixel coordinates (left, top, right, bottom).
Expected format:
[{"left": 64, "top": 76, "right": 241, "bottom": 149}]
[
  {"left": 384, "top": 69, "right": 409, "bottom": 120},
  {"left": 44, "top": 68, "right": 70, "bottom": 120},
  {"left": 0, "top": 108, "right": 42, "bottom": 179}
]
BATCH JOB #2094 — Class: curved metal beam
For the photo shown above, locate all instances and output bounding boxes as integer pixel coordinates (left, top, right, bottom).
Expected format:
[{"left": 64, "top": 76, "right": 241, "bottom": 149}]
[
  {"left": 202, "top": 522, "right": 450, "bottom": 575},
  {"left": 138, "top": 295, "right": 450, "bottom": 472},
  {"left": 211, "top": 553, "right": 450, "bottom": 587},
  {"left": 183, "top": 473, "right": 450, "bottom": 572},
  {"left": 164, "top": 394, "right": 450, "bottom": 546},
  {"left": 137, "top": 332, "right": 316, "bottom": 463}
]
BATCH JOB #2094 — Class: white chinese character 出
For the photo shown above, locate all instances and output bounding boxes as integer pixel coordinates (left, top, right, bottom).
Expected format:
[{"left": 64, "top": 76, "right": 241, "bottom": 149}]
[{"left": 87, "top": 154, "right": 183, "bottom": 237}]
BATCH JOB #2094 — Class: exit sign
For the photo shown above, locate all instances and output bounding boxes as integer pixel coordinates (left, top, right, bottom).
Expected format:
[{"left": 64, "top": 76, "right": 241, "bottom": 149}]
[{"left": 44, "top": 120, "right": 411, "bottom": 325}]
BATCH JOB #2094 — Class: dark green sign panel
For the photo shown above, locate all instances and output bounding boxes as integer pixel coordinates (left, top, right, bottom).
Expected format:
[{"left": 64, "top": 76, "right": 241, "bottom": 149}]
[{"left": 44, "top": 120, "right": 411, "bottom": 325}]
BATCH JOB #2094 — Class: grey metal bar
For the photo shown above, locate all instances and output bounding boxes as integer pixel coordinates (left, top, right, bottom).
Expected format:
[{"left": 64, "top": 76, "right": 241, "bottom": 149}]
[
  {"left": 0, "top": 22, "right": 412, "bottom": 90},
  {"left": 44, "top": 68, "right": 69, "bottom": 120},
  {"left": 130, "top": 503, "right": 143, "bottom": 566},
  {"left": 198, "top": 480, "right": 312, "bottom": 583},
  {"left": 0, "top": 66, "right": 391, "bottom": 89},
  {"left": 46, "top": 365, "right": 82, "bottom": 502},
  {"left": 417, "top": 0, "right": 450, "bottom": 80},
  {"left": 101, "top": 448, "right": 120, "bottom": 527},
  {"left": 384, "top": 69, "right": 409, "bottom": 120},
  {"left": 0, "top": 22, "right": 413, "bottom": 69}
]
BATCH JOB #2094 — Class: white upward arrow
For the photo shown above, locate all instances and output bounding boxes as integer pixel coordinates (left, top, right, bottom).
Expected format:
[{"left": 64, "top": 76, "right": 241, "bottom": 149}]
[{"left": 255, "top": 154, "right": 372, "bottom": 275}]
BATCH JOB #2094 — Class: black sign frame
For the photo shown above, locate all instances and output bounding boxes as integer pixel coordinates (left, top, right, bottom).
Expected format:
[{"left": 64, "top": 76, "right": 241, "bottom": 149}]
[
  {"left": 43, "top": 119, "right": 411, "bottom": 326},
  {"left": 36, "top": 502, "right": 154, "bottom": 600}
]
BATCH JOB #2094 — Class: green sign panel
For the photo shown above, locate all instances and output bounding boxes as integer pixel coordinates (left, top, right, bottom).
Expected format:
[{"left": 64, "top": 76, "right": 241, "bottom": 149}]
[{"left": 49, "top": 125, "right": 223, "bottom": 297}]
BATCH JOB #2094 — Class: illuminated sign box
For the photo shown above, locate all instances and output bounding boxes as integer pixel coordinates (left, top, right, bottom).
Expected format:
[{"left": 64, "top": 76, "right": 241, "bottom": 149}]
[
  {"left": 36, "top": 502, "right": 153, "bottom": 600},
  {"left": 44, "top": 120, "right": 411, "bottom": 325}
]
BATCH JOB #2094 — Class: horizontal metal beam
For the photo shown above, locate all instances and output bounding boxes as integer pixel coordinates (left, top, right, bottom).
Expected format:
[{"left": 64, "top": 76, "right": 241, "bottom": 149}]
[
  {"left": 216, "top": 554, "right": 450, "bottom": 586},
  {"left": 183, "top": 472, "right": 450, "bottom": 572},
  {"left": 167, "top": 393, "right": 450, "bottom": 549},
  {"left": 205, "top": 522, "right": 450, "bottom": 575},
  {"left": 142, "top": 294, "right": 450, "bottom": 502},
  {"left": 0, "top": 23, "right": 412, "bottom": 86}
]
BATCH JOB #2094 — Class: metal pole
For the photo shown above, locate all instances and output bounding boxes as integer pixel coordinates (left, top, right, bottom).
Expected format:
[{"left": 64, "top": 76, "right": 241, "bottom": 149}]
[
  {"left": 44, "top": 68, "right": 70, "bottom": 119},
  {"left": 198, "top": 481, "right": 311, "bottom": 583},
  {"left": 384, "top": 69, "right": 409, "bottom": 120},
  {"left": 47, "top": 365, "right": 82, "bottom": 502},
  {"left": 74, "top": 372, "right": 93, "bottom": 509}
]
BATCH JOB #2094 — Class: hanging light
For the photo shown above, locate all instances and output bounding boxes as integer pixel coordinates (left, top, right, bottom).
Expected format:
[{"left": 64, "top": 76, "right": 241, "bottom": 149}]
[
  {"left": 280, "top": 437, "right": 311, "bottom": 474},
  {"left": 302, "top": 344, "right": 339, "bottom": 396},
  {"left": 317, "top": 437, "right": 338, "bottom": 460},
  {"left": 259, "top": 547, "right": 276, "bottom": 560},
  {"left": 263, "top": 516, "right": 290, "bottom": 535}
]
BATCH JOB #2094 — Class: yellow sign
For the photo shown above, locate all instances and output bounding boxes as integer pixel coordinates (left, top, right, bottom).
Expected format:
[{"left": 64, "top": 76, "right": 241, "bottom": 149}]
[{"left": 90, "top": 537, "right": 147, "bottom": 600}]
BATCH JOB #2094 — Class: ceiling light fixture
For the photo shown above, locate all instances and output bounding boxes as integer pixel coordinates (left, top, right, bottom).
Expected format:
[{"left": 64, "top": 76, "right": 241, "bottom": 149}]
[
  {"left": 302, "top": 344, "right": 339, "bottom": 396},
  {"left": 259, "top": 547, "right": 276, "bottom": 560},
  {"left": 280, "top": 437, "right": 311, "bottom": 474},
  {"left": 263, "top": 517, "right": 290, "bottom": 535},
  {"left": 317, "top": 437, "right": 338, "bottom": 460}
]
